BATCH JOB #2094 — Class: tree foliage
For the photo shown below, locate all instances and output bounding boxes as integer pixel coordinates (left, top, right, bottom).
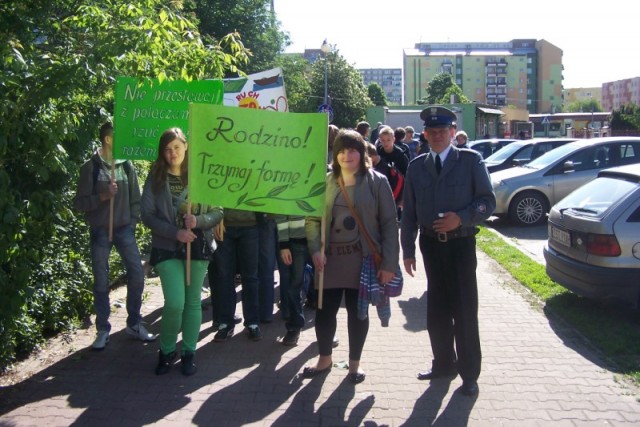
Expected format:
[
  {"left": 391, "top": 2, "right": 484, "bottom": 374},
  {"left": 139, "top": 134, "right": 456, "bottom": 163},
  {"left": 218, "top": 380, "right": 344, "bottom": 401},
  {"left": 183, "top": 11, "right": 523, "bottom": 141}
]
[
  {"left": 0, "top": 0, "right": 248, "bottom": 370},
  {"left": 367, "top": 83, "right": 388, "bottom": 107},
  {"left": 187, "top": 0, "right": 289, "bottom": 74},
  {"left": 302, "top": 50, "right": 372, "bottom": 128},
  {"left": 417, "top": 72, "right": 470, "bottom": 105},
  {"left": 565, "top": 99, "right": 602, "bottom": 113},
  {"left": 610, "top": 104, "right": 640, "bottom": 130},
  {"left": 275, "top": 54, "right": 312, "bottom": 113}
]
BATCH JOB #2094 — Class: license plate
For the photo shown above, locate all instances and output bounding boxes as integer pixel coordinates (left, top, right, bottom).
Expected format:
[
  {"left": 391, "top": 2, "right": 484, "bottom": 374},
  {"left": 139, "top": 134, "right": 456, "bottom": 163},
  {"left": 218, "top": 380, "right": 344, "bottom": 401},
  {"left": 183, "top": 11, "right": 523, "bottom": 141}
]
[{"left": 550, "top": 226, "right": 571, "bottom": 247}]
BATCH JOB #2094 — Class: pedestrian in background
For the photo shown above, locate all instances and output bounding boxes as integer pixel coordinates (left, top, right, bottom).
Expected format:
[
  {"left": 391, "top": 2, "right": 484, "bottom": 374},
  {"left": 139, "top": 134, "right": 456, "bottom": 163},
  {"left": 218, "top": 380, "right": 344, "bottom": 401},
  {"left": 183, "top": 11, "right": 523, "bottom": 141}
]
[
  {"left": 400, "top": 106, "right": 495, "bottom": 396},
  {"left": 304, "top": 129, "right": 399, "bottom": 384},
  {"left": 141, "top": 127, "right": 223, "bottom": 376}
]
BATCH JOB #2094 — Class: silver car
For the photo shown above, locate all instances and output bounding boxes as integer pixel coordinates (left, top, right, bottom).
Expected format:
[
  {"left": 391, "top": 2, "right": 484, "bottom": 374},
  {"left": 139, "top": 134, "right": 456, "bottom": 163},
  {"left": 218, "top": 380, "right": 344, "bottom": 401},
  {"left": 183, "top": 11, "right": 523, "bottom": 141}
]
[
  {"left": 544, "top": 164, "right": 640, "bottom": 306},
  {"left": 491, "top": 137, "right": 640, "bottom": 226}
]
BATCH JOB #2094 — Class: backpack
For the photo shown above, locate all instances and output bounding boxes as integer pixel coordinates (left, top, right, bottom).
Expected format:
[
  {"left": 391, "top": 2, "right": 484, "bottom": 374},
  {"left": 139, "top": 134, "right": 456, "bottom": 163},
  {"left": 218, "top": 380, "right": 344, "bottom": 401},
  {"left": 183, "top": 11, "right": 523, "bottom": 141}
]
[{"left": 387, "top": 163, "right": 404, "bottom": 201}]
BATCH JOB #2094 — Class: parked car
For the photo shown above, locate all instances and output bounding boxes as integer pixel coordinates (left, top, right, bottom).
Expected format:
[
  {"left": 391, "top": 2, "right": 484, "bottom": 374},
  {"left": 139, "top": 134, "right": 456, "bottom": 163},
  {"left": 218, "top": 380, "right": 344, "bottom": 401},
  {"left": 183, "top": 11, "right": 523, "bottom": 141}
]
[
  {"left": 491, "top": 136, "right": 640, "bottom": 226},
  {"left": 483, "top": 137, "right": 577, "bottom": 173},
  {"left": 543, "top": 164, "right": 640, "bottom": 307},
  {"left": 467, "top": 138, "right": 518, "bottom": 159}
]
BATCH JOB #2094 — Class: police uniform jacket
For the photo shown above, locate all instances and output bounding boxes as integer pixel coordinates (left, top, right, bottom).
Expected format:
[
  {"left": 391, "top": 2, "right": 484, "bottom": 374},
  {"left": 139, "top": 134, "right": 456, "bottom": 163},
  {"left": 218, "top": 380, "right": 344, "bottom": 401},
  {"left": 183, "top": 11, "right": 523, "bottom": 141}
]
[
  {"left": 400, "top": 148, "right": 496, "bottom": 259},
  {"left": 306, "top": 169, "right": 399, "bottom": 273}
]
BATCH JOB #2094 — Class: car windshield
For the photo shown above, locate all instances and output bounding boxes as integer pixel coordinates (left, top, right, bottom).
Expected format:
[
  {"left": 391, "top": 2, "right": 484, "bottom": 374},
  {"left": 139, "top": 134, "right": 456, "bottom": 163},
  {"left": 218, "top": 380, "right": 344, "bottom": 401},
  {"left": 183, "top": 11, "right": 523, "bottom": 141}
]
[
  {"left": 484, "top": 141, "right": 525, "bottom": 162},
  {"left": 554, "top": 176, "right": 638, "bottom": 216},
  {"left": 526, "top": 143, "right": 581, "bottom": 169}
]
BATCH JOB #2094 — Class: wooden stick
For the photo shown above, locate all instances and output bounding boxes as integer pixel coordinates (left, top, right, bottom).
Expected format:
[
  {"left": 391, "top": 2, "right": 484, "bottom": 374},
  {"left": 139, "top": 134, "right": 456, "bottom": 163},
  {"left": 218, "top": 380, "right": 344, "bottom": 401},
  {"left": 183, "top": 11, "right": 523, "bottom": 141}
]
[
  {"left": 186, "top": 200, "right": 191, "bottom": 286},
  {"left": 317, "top": 214, "right": 326, "bottom": 309},
  {"left": 108, "top": 162, "right": 115, "bottom": 242}
]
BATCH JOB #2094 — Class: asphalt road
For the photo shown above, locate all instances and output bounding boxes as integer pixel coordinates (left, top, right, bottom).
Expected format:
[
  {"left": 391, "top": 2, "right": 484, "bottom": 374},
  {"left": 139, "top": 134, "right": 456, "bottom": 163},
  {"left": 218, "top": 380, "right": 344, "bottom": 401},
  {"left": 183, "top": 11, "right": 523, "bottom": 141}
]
[{"left": 484, "top": 215, "right": 548, "bottom": 264}]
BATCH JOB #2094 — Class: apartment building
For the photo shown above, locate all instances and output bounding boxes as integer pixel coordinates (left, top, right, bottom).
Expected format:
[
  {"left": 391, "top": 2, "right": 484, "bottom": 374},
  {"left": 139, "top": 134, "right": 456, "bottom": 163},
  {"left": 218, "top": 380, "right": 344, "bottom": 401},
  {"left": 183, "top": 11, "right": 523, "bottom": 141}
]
[
  {"left": 359, "top": 68, "right": 402, "bottom": 105},
  {"left": 602, "top": 77, "right": 640, "bottom": 111},
  {"left": 403, "top": 39, "right": 563, "bottom": 114}
]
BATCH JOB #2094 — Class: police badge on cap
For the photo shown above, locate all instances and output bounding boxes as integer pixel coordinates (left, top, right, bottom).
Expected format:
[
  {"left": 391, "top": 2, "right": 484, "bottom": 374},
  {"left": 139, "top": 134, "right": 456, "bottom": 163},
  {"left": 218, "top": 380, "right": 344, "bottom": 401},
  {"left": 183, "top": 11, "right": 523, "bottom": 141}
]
[{"left": 420, "top": 106, "right": 457, "bottom": 128}]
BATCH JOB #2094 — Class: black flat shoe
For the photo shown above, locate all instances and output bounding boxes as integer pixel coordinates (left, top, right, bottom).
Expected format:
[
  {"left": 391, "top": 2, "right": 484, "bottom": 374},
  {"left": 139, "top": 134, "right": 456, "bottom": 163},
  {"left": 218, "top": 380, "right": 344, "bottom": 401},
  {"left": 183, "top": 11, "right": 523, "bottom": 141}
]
[
  {"left": 348, "top": 372, "right": 365, "bottom": 384},
  {"left": 417, "top": 368, "right": 457, "bottom": 381},
  {"left": 460, "top": 380, "right": 479, "bottom": 396},
  {"left": 302, "top": 365, "right": 332, "bottom": 378}
]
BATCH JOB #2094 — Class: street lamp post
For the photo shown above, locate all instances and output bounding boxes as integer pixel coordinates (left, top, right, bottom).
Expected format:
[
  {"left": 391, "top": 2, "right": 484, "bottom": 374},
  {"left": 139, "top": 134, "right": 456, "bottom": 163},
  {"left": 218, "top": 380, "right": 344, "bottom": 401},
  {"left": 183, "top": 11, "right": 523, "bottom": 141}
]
[{"left": 321, "top": 39, "right": 330, "bottom": 105}]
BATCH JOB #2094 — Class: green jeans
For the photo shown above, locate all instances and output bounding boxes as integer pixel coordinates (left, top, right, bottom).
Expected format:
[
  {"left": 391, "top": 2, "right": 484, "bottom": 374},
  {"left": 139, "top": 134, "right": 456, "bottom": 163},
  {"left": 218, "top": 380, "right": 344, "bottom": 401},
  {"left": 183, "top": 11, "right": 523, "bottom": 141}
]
[{"left": 155, "top": 258, "right": 208, "bottom": 354}]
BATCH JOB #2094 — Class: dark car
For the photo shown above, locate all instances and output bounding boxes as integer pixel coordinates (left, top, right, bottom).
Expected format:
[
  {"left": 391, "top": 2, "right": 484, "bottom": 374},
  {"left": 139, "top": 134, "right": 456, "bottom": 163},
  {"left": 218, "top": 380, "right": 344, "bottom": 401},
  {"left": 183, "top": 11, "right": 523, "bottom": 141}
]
[
  {"left": 484, "top": 137, "right": 577, "bottom": 173},
  {"left": 467, "top": 138, "right": 518, "bottom": 159},
  {"left": 544, "top": 164, "right": 640, "bottom": 307}
]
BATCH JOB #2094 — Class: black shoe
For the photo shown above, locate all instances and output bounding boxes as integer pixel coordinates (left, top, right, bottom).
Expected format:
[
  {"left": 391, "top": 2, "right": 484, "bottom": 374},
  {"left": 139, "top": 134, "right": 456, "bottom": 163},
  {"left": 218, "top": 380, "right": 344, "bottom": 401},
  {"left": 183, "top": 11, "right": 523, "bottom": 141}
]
[
  {"left": 460, "top": 380, "right": 479, "bottom": 396},
  {"left": 212, "top": 321, "right": 219, "bottom": 332},
  {"left": 181, "top": 351, "right": 197, "bottom": 376},
  {"left": 348, "top": 372, "right": 366, "bottom": 384},
  {"left": 247, "top": 325, "right": 262, "bottom": 341},
  {"left": 282, "top": 330, "right": 300, "bottom": 346},
  {"left": 155, "top": 351, "right": 176, "bottom": 376},
  {"left": 214, "top": 324, "right": 234, "bottom": 342},
  {"left": 332, "top": 335, "right": 339, "bottom": 348},
  {"left": 302, "top": 365, "right": 332, "bottom": 378},
  {"left": 417, "top": 368, "right": 457, "bottom": 381}
]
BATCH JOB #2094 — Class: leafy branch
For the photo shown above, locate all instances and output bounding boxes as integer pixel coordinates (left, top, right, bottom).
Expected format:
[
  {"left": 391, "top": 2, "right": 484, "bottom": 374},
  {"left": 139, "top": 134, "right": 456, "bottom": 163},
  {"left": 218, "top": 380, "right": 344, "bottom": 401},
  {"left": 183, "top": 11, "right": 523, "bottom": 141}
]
[{"left": 235, "top": 182, "right": 324, "bottom": 213}]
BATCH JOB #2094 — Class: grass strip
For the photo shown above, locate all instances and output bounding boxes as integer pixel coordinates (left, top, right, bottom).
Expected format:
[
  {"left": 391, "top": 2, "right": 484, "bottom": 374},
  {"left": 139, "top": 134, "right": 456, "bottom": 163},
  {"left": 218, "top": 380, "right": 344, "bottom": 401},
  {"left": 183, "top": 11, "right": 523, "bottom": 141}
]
[{"left": 477, "top": 226, "right": 640, "bottom": 384}]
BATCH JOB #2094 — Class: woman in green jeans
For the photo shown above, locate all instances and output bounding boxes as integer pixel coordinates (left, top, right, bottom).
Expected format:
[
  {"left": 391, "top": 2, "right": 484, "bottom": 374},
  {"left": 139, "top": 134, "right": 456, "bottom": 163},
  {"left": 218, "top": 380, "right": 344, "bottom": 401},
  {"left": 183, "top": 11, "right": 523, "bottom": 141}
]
[{"left": 141, "top": 128, "right": 223, "bottom": 376}]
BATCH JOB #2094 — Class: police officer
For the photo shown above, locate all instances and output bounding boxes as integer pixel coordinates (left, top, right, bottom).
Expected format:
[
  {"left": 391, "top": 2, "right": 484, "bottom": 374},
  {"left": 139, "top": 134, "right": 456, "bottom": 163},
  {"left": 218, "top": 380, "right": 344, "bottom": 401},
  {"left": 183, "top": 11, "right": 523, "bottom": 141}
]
[{"left": 400, "top": 106, "right": 496, "bottom": 397}]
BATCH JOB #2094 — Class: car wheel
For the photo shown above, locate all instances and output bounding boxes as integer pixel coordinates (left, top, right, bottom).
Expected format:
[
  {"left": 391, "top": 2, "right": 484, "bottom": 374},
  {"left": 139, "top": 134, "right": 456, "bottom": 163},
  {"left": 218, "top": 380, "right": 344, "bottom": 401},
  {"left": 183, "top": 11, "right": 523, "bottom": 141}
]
[{"left": 508, "top": 191, "right": 549, "bottom": 226}]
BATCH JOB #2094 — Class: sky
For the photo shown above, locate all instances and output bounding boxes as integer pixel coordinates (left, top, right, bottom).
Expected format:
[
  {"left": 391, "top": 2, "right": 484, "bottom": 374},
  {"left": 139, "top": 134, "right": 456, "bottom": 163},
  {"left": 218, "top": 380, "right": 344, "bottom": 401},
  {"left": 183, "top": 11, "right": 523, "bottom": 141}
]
[{"left": 273, "top": 0, "right": 637, "bottom": 89}]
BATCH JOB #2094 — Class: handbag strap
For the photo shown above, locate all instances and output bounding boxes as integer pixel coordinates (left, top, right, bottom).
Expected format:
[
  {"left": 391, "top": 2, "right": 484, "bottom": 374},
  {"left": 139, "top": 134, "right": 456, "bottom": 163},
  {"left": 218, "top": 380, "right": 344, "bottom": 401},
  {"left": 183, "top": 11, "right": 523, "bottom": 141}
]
[{"left": 338, "top": 176, "right": 379, "bottom": 257}]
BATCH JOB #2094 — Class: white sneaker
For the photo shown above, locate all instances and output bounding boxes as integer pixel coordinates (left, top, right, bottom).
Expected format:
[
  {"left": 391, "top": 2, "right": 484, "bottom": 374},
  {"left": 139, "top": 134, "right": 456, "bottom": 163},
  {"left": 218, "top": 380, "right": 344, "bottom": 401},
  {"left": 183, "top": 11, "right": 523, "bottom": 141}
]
[
  {"left": 92, "top": 331, "right": 109, "bottom": 350},
  {"left": 126, "top": 324, "right": 157, "bottom": 342}
]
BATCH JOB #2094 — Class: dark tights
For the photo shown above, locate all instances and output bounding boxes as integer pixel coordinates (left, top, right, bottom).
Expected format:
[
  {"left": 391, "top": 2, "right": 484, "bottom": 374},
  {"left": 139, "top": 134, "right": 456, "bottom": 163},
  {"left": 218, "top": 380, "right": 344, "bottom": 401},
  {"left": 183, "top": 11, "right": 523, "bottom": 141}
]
[{"left": 315, "top": 288, "right": 369, "bottom": 361}]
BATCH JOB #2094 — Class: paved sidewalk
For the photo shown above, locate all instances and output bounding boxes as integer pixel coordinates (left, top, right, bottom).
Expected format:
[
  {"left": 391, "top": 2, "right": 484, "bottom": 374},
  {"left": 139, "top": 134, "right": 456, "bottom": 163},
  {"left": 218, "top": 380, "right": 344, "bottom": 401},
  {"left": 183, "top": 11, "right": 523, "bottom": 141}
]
[{"left": 1, "top": 250, "right": 639, "bottom": 426}]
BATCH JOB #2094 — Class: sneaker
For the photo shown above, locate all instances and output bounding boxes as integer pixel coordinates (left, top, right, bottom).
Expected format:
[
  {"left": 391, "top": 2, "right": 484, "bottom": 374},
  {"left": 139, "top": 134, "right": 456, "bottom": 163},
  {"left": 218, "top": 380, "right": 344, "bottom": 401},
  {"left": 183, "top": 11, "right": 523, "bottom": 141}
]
[
  {"left": 212, "top": 321, "right": 220, "bottom": 332},
  {"left": 126, "top": 323, "right": 157, "bottom": 342},
  {"left": 247, "top": 324, "right": 262, "bottom": 341},
  {"left": 214, "top": 324, "right": 234, "bottom": 342},
  {"left": 282, "top": 330, "right": 300, "bottom": 346},
  {"left": 181, "top": 351, "right": 197, "bottom": 376},
  {"left": 155, "top": 351, "right": 176, "bottom": 375},
  {"left": 92, "top": 331, "right": 109, "bottom": 350}
]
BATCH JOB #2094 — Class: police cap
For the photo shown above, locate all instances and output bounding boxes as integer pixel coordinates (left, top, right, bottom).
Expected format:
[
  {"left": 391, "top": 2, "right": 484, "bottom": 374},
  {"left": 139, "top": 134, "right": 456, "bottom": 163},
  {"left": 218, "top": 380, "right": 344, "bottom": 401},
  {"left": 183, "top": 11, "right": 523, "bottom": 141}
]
[{"left": 420, "top": 106, "right": 457, "bottom": 128}]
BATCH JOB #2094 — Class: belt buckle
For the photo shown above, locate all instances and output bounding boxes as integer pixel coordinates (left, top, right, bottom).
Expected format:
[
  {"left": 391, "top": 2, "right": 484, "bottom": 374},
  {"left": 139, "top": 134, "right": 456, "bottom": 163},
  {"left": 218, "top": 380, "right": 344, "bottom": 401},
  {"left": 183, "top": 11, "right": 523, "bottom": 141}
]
[{"left": 437, "top": 232, "right": 448, "bottom": 242}]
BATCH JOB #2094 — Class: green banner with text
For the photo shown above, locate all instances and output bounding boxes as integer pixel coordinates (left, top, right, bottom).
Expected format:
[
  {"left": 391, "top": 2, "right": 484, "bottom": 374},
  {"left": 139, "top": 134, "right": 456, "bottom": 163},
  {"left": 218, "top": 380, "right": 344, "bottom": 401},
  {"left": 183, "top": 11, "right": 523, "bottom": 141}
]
[
  {"left": 188, "top": 104, "right": 328, "bottom": 216},
  {"left": 113, "top": 77, "right": 223, "bottom": 160}
]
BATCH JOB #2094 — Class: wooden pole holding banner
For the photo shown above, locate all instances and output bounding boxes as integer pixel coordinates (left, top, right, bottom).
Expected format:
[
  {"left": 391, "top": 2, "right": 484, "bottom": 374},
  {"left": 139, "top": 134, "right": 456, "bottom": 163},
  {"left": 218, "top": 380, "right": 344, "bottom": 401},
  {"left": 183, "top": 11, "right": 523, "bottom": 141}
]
[
  {"left": 317, "top": 215, "right": 326, "bottom": 309},
  {"left": 108, "top": 162, "right": 115, "bottom": 242},
  {"left": 186, "top": 199, "right": 191, "bottom": 286}
]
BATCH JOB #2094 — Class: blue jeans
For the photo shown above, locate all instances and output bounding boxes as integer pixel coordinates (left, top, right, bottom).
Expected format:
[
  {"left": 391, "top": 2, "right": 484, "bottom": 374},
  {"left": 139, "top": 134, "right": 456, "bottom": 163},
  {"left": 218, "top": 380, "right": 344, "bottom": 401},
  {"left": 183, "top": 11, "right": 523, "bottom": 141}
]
[
  {"left": 90, "top": 225, "right": 144, "bottom": 332},
  {"left": 282, "top": 240, "right": 308, "bottom": 331},
  {"left": 212, "top": 225, "right": 260, "bottom": 326},
  {"left": 258, "top": 219, "right": 277, "bottom": 322}
]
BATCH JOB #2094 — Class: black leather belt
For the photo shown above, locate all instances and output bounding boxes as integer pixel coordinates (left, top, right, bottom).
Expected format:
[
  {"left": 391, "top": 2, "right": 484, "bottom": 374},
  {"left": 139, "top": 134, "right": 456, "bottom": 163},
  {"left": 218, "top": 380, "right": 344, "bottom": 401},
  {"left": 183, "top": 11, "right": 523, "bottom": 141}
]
[{"left": 419, "top": 226, "right": 478, "bottom": 242}]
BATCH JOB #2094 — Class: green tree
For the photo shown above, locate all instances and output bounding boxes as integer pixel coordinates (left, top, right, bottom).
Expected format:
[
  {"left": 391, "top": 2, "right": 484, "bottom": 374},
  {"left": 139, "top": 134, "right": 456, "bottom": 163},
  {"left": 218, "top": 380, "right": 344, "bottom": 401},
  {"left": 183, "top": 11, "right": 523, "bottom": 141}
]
[
  {"left": 565, "top": 99, "right": 603, "bottom": 113},
  {"left": 610, "top": 104, "right": 640, "bottom": 131},
  {"left": 304, "top": 49, "right": 372, "bottom": 128},
  {"left": 187, "top": 0, "right": 289, "bottom": 74},
  {"left": 276, "top": 54, "right": 312, "bottom": 113},
  {"left": 0, "top": 0, "right": 248, "bottom": 370},
  {"left": 367, "top": 82, "right": 388, "bottom": 106},
  {"left": 418, "top": 73, "right": 456, "bottom": 105}
]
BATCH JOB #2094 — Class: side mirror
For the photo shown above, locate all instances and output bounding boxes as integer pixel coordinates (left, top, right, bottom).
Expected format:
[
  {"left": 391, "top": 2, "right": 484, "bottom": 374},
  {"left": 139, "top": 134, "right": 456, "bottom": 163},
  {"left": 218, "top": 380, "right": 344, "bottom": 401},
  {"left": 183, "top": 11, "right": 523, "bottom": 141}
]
[
  {"left": 563, "top": 160, "right": 575, "bottom": 172},
  {"left": 511, "top": 159, "right": 522, "bottom": 166}
]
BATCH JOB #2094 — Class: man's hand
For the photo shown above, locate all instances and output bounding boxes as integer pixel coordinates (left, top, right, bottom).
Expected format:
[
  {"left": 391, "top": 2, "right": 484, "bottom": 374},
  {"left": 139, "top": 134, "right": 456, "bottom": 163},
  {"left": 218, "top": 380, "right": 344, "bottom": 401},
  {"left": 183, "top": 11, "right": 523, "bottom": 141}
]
[
  {"left": 403, "top": 258, "right": 416, "bottom": 277},
  {"left": 176, "top": 229, "right": 196, "bottom": 243},
  {"left": 432, "top": 211, "right": 461, "bottom": 233},
  {"left": 100, "top": 182, "right": 118, "bottom": 201}
]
